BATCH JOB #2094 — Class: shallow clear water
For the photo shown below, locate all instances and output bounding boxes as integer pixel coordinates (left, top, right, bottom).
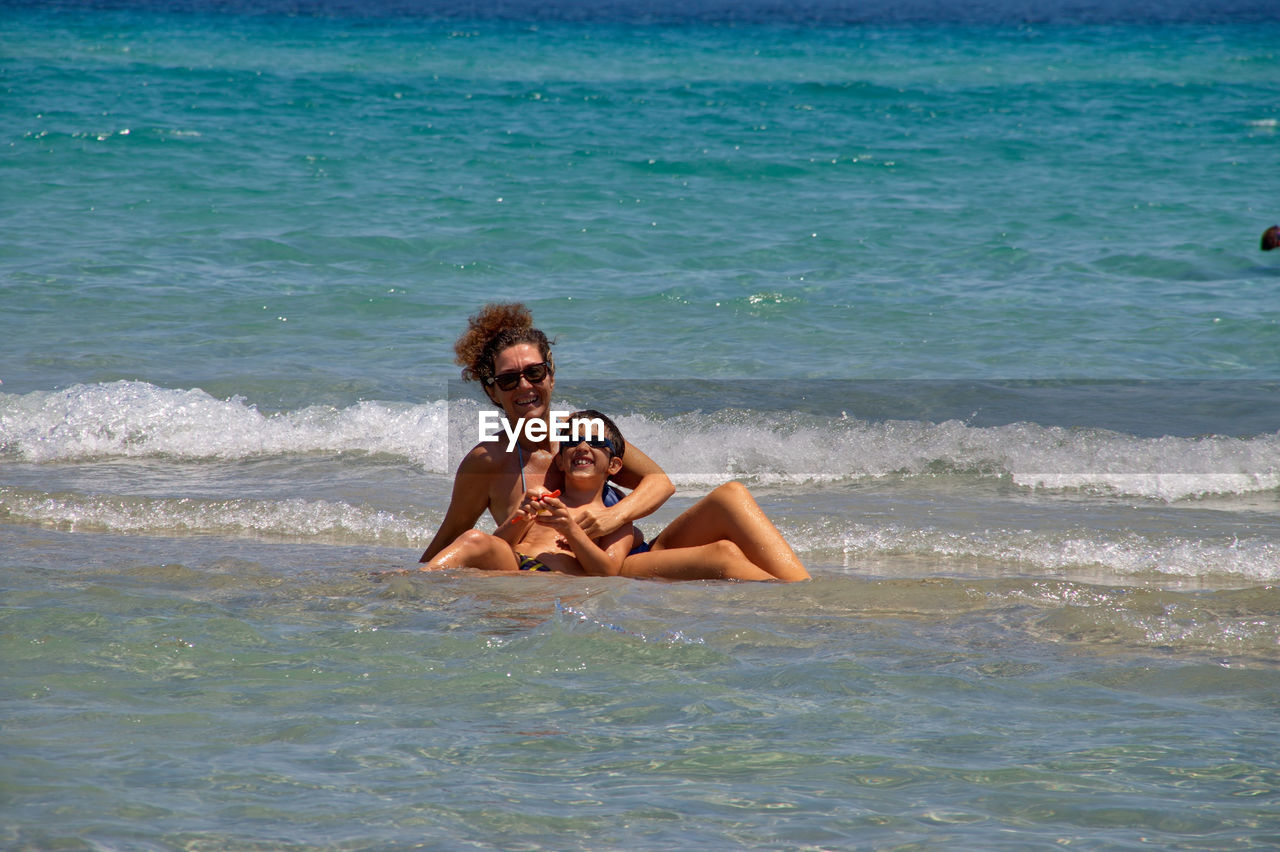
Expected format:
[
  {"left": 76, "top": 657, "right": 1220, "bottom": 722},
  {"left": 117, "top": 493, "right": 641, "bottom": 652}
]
[
  {"left": 3, "top": 1, "right": 1280, "bottom": 848},
  {"left": 6, "top": 527, "right": 1280, "bottom": 850}
]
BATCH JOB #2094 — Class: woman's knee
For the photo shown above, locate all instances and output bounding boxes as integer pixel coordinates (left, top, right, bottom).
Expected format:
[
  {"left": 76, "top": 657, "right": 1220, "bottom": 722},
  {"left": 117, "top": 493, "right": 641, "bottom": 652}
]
[
  {"left": 450, "top": 528, "right": 503, "bottom": 557},
  {"left": 709, "top": 480, "right": 757, "bottom": 511},
  {"left": 454, "top": 528, "right": 492, "bottom": 547},
  {"left": 712, "top": 480, "right": 750, "bottom": 499},
  {"left": 708, "top": 539, "right": 747, "bottom": 565}
]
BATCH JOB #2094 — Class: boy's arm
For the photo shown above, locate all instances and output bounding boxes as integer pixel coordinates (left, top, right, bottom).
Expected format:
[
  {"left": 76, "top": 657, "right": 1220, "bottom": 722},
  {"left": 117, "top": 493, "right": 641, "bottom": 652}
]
[
  {"left": 490, "top": 489, "right": 558, "bottom": 546},
  {"left": 575, "top": 443, "right": 674, "bottom": 540},
  {"left": 539, "top": 497, "right": 633, "bottom": 577},
  {"left": 564, "top": 522, "right": 633, "bottom": 577}
]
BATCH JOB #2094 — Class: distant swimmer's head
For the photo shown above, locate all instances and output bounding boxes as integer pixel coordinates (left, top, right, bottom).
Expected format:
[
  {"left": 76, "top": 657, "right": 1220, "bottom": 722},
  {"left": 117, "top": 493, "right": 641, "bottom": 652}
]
[{"left": 1263, "top": 225, "right": 1280, "bottom": 252}]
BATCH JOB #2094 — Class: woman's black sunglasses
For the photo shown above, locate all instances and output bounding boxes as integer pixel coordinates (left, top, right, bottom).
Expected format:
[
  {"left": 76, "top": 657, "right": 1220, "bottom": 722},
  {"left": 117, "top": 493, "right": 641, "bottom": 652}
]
[{"left": 487, "top": 362, "right": 551, "bottom": 391}]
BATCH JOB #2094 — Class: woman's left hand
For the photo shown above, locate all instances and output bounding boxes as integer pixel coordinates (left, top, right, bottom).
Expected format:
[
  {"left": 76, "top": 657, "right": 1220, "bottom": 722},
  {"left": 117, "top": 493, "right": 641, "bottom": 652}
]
[{"left": 574, "top": 505, "right": 623, "bottom": 539}]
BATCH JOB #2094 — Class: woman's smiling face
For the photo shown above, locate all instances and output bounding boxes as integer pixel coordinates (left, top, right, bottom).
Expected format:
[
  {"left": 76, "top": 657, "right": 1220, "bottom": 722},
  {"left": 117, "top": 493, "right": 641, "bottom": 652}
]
[{"left": 487, "top": 342, "right": 554, "bottom": 421}]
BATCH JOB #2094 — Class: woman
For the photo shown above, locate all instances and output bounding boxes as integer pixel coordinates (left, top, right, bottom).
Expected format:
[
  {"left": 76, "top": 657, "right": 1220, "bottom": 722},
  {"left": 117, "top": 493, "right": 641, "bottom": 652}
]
[{"left": 420, "top": 303, "right": 809, "bottom": 583}]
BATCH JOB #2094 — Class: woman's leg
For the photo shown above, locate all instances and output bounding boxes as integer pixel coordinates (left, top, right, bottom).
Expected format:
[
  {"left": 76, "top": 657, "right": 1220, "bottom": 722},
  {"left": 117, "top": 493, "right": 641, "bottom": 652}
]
[
  {"left": 621, "top": 540, "right": 774, "bottom": 582},
  {"left": 422, "top": 528, "right": 521, "bottom": 572},
  {"left": 649, "top": 481, "right": 810, "bottom": 582}
]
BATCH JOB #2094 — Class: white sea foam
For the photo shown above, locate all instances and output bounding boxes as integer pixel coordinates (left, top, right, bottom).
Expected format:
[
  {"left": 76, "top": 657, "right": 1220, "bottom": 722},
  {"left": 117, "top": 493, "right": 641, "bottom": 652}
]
[
  {"left": 3, "top": 382, "right": 1277, "bottom": 501},
  {"left": 9, "top": 481, "right": 1273, "bottom": 583},
  {"left": 804, "top": 520, "right": 1280, "bottom": 583},
  {"left": 0, "top": 486, "right": 429, "bottom": 546},
  {"left": 618, "top": 412, "right": 1280, "bottom": 502},
  {"left": 2, "top": 381, "right": 1275, "bottom": 581},
  {"left": 0, "top": 381, "right": 451, "bottom": 469}
]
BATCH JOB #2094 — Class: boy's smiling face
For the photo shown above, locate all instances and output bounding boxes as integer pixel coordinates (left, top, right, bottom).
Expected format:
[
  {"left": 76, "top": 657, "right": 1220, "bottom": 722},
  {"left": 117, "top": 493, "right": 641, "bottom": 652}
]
[{"left": 556, "top": 432, "right": 623, "bottom": 483}]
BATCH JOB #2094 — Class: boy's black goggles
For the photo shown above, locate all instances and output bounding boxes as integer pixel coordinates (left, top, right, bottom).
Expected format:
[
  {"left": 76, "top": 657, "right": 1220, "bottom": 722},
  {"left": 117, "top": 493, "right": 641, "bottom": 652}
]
[{"left": 559, "top": 436, "right": 616, "bottom": 456}]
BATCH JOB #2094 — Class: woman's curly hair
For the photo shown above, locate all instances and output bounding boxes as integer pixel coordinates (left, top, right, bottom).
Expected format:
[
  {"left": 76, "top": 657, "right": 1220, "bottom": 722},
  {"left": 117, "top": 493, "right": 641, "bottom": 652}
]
[{"left": 454, "top": 303, "right": 555, "bottom": 385}]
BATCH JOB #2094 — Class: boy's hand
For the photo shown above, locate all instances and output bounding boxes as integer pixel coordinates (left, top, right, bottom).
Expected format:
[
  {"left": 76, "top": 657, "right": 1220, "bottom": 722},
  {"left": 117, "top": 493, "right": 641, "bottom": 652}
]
[
  {"left": 530, "top": 494, "right": 577, "bottom": 533},
  {"left": 516, "top": 489, "right": 560, "bottom": 520}
]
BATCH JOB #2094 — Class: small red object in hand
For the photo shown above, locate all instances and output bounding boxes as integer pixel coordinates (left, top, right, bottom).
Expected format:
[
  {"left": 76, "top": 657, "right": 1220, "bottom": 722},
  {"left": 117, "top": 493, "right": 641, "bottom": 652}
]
[{"left": 531, "top": 489, "right": 561, "bottom": 515}]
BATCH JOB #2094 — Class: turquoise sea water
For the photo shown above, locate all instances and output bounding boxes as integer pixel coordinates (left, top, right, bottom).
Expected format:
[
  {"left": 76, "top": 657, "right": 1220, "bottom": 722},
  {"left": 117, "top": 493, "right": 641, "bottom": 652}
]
[{"left": 4, "top": 1, "right": 1280, "bottom": 849}]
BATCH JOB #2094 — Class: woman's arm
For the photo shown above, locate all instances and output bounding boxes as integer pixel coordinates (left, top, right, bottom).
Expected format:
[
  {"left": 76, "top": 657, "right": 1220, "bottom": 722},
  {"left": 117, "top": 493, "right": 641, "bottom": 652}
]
[
  {"left": 575, "top": 442, "right": 675, "bottom": 540},
  {"left": 418, "top": 448, "right": 498, "bottom": 562}
]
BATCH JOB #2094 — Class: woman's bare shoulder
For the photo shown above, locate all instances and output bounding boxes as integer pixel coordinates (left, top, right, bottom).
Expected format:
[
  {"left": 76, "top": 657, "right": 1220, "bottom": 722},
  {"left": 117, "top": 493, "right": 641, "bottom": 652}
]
[{"left": 456, "top": 441, "right": 516, "bottom": 474}]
